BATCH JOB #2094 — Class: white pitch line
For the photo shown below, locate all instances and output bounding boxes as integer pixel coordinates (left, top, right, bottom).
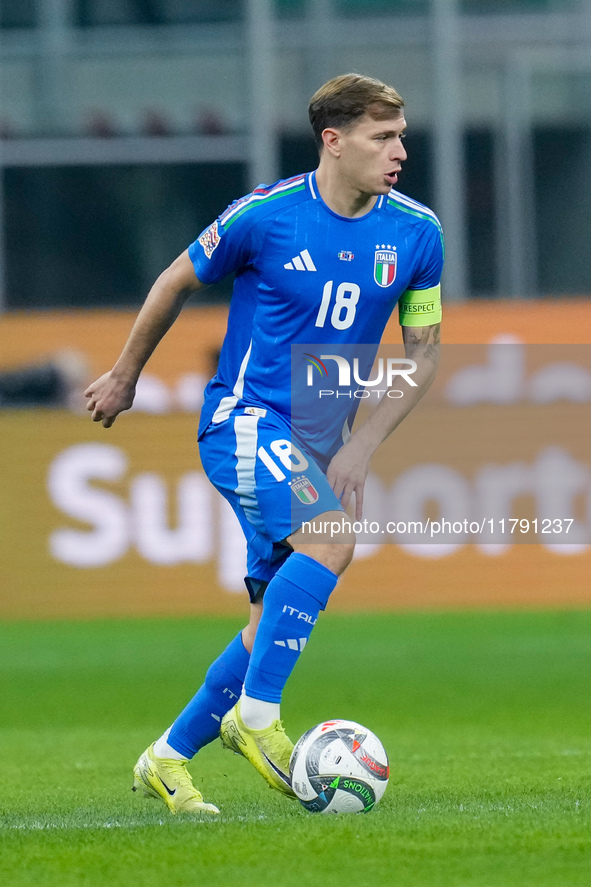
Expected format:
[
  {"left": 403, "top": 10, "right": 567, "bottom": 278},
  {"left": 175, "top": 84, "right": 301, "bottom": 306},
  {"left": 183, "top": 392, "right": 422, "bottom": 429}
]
[
  {"left": 2, "top": 813, "right": 266, "bottom": 831},
  {"left": 2, "top": 820, "right": 164, "bottom": 831}
]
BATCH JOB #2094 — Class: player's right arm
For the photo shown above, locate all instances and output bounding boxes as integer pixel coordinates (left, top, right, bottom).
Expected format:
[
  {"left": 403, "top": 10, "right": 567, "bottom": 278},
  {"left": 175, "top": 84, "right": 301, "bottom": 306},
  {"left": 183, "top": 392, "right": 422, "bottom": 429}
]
[{"left": 85, "top": 249, "right": 202, "bottom": 428}]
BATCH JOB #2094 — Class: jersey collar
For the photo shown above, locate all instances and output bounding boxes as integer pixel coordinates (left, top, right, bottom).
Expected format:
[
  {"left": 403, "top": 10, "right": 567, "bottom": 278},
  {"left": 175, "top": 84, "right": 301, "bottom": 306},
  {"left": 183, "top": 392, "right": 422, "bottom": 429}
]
[{"left": 307, "top": 170, "right": 385, "bottom": 218}]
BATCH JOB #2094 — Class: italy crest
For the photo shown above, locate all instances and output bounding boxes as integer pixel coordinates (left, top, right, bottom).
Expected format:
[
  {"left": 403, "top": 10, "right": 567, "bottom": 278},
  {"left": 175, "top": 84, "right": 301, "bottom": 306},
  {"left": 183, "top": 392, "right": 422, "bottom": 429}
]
[
  {"left": 291, "top": 475, "right": 319, "bottom": 505},
  {"left": 374, "top": 246, "right": 397, "bottom": 287}
]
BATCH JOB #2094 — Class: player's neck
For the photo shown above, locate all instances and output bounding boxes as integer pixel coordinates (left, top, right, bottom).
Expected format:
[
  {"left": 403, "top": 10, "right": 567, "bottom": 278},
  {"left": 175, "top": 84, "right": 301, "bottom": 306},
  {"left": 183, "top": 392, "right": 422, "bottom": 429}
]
[{"left": 314, "top": 166, "right": 377, "bottom": 219}]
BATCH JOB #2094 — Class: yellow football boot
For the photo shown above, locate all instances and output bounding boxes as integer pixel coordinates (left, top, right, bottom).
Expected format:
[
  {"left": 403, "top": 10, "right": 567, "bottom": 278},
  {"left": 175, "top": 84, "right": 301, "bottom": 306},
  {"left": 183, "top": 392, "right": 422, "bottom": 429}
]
[
  {"left": 220, "top": 701, "right": 296, "bottom": 798},
  {"left": 132, "top": 743, "right": 219, "bottom": 814}
]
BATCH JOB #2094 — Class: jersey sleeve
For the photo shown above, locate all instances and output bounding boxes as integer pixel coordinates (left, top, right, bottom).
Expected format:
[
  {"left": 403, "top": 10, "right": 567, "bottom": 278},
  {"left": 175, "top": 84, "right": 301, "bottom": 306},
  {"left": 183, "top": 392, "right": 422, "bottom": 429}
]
[
  {"left": 399, "top": 223, "right": 444, "bottom": 327},
  {"left": 188, "top": 197, "right": 259, "bottom": 285}
]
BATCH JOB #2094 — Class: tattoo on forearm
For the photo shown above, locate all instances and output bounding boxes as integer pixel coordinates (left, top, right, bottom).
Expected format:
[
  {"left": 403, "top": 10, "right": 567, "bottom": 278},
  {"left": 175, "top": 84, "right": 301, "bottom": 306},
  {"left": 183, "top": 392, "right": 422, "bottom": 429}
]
[{"left": 403, "top": 324, "right": 441, "bottom": 365}]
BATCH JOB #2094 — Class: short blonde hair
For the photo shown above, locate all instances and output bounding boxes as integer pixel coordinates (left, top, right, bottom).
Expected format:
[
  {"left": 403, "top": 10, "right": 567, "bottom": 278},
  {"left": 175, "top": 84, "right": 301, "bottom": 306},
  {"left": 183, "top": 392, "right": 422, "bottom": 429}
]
[{"left": 308, "top": 73, "right": 405, "bottom": 151}]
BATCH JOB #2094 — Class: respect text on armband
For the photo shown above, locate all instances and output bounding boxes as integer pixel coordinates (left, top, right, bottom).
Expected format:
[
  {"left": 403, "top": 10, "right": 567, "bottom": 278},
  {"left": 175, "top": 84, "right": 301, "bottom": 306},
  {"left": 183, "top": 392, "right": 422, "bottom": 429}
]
[{"left": 401, "top": 301, "right": 435, "bottom": 314}]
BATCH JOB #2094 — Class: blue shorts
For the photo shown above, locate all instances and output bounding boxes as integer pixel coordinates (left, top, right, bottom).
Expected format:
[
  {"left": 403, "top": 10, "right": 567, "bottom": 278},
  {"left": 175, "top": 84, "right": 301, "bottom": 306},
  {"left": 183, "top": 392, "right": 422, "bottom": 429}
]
[{"left": 198, "top": 407, "right": 343, "bottom": 598}]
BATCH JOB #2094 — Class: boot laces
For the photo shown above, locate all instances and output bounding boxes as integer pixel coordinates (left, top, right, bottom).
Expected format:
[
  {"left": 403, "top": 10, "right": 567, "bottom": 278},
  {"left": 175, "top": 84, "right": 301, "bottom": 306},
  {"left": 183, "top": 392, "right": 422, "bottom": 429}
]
[{"left": 159, "top": 758, "right": 204, "bottom": 801}]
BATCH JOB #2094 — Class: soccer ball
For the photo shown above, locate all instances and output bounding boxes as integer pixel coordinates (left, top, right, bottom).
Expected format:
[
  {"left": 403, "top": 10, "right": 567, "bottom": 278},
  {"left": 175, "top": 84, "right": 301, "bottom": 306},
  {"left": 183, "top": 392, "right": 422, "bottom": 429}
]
[{"left": 289, "top": 719, "right": 389, "bottom": 814}]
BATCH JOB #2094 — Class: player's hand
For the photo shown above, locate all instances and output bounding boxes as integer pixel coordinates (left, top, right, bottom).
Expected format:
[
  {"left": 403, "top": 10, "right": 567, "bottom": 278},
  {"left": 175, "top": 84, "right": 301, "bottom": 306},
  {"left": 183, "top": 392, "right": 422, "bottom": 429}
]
[
  {"left": 326, "top": 440, "right": 371, "bottom": 521},
  {"left": 84, "top": 371, "right": 136, "bottom": 428}
]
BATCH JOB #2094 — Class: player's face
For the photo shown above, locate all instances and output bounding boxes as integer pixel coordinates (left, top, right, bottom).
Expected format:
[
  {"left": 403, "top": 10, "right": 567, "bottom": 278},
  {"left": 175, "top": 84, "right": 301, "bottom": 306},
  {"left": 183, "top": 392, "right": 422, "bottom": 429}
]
[{"left": 336, "top": 113, "right": 407, "bottom": 195}]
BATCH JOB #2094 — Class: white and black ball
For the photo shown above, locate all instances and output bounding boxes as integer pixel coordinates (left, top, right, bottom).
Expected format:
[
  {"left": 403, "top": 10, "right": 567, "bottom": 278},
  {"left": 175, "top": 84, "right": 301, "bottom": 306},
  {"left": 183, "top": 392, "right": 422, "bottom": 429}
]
[{"left": 290, "top": 719, "right": 389, "bottom": 814}]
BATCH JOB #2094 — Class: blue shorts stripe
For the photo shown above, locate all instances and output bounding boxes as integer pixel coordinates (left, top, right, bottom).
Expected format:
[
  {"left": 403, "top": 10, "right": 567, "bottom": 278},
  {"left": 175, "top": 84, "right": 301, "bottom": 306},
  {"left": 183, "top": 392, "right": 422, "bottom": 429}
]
[{"left": 233, "top": 414, "right": 266, "bottom": 534}]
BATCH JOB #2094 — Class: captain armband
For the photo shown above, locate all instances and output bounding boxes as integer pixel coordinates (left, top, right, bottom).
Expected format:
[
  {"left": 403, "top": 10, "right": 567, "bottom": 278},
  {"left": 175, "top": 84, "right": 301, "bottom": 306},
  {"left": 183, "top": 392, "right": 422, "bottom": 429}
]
[{"left": 398, "top": 284, "right": 442, "bottom": 327}]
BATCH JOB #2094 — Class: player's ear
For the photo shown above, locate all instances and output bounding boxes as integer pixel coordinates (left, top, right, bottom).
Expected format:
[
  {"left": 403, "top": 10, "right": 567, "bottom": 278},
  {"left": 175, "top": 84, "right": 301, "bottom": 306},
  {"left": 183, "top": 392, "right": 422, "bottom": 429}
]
[{"left": 321, "top": 127, "right": 341, "bottom": 158}]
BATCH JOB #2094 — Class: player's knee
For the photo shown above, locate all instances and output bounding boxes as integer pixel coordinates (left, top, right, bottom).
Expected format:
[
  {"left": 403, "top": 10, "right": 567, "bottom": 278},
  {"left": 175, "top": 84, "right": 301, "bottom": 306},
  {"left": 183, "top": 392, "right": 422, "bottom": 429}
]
[
  {"left": 322, "top": 539, "right": 355, "bottom": 576},
  {"left": 292, "top": 540, "right": 354, "bottom": 576},
  {"left": 289, "top": 520, "right": 356, "bottom": 577}
]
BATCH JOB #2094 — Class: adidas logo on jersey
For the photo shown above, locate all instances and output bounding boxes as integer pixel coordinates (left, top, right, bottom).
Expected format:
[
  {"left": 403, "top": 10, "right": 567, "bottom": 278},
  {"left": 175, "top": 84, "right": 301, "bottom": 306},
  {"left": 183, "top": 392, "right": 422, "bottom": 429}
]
[
  {"left": 274, "top": 638, "right": 308, "bottom": 651},
  {"left": 284, "top": 249, "right": 316, "bottom": 271}
]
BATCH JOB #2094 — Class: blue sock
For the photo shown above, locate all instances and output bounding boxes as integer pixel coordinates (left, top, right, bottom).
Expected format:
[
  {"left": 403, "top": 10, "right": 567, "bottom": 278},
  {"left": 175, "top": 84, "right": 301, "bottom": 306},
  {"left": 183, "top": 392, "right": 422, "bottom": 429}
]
[
  {"left": 244, "top": 553, "right": 338, "bottom": 704},
  {"left": 167, "top": 632, "right": 250, "bottom": 758}
]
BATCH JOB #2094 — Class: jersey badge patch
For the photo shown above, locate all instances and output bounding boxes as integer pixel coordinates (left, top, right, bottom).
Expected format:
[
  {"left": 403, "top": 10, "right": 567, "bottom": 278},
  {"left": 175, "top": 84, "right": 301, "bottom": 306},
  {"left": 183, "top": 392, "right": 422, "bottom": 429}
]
[
  {"left": 338, "top": 250, "right": 354, "bottom": 262},
  {"left": 291, "top": 475, "right": 319, "bottom": 505},
  {"left": 198, "top": 221, "right": 220, "bottom": 259},
  {"left": 374, "top": 245, "right": 397, "bottom": 287}
]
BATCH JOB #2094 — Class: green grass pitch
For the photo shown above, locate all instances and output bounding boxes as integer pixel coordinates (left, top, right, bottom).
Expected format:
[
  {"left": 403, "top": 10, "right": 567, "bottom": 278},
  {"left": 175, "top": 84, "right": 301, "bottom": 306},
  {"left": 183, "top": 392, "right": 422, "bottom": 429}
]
[{"left": 1, "top": 610, "right": 591, "bottom": 886}]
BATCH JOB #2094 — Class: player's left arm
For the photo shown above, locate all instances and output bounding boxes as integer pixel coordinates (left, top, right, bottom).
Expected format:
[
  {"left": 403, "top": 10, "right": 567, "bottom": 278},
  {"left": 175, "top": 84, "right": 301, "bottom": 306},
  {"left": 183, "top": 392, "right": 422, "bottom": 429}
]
[{"left": 326, "top": 322, "right": 440, "bottom": 519}]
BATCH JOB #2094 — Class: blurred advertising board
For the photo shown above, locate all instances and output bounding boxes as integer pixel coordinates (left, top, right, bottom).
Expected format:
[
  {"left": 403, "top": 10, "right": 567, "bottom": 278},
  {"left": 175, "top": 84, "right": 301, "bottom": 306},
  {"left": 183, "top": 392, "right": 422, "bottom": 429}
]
[{"left": 1, "top": 303, "right": 590, "bottom": 618}]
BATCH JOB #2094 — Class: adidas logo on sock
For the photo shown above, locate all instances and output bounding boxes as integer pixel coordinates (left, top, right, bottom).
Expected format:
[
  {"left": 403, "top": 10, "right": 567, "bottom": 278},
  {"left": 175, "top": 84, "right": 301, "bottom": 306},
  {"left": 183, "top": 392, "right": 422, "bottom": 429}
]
[
  {"left": 274, "top": 638, "right": 308, "bottom": 651},
  {"left": 284, "top": 249, "right": 316, "bottom": 271}
]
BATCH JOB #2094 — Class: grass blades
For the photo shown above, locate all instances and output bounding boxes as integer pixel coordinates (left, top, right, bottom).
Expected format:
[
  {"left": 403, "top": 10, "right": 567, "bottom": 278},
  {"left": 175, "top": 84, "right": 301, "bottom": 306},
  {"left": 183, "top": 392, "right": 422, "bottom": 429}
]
[{"left": 1, "top": 611, "right": 591, "bottom": 886}]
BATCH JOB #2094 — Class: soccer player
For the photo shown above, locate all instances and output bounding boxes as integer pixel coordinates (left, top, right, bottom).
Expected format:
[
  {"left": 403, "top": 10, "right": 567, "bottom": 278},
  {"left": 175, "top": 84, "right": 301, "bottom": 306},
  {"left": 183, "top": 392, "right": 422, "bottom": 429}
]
[{"left": 85, "top": 73, "right": 442, "bottom": 814}]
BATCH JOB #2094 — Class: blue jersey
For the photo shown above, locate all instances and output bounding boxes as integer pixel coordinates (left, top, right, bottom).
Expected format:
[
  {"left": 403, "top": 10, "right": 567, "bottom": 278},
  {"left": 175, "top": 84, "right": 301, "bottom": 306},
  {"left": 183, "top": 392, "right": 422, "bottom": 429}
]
[{"left": 189, "top": 171, "right": 443, "bottom": 461}]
